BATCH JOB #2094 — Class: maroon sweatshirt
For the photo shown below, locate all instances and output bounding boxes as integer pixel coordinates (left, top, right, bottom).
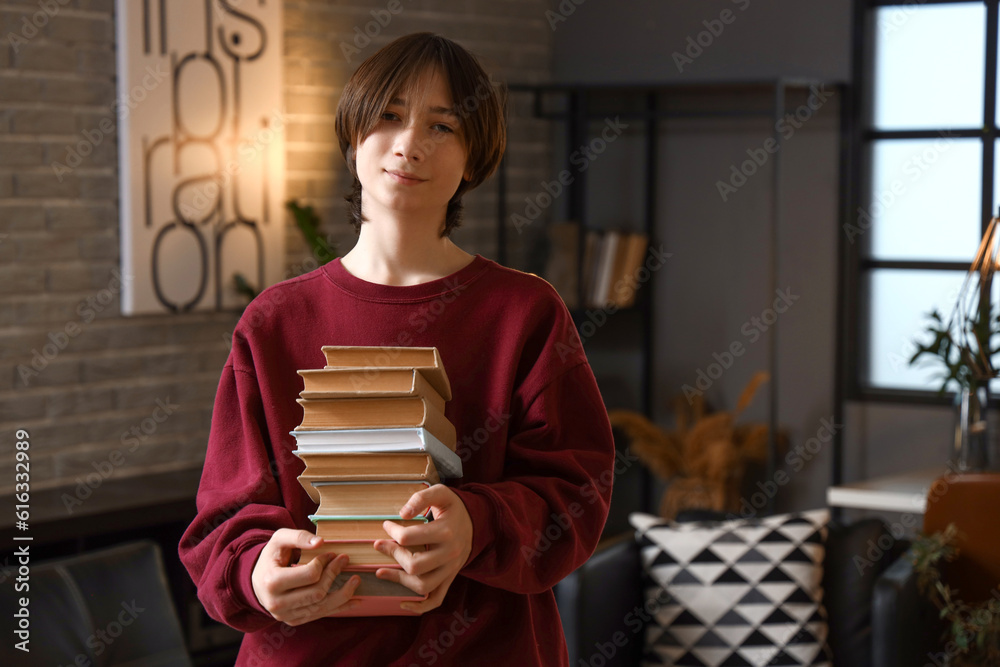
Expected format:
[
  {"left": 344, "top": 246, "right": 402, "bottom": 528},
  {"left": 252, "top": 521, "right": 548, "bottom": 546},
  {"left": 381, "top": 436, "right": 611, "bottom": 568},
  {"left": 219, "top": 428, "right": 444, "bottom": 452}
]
[{"left": 178, "top": 254, "right": 615, "bottom": 666}]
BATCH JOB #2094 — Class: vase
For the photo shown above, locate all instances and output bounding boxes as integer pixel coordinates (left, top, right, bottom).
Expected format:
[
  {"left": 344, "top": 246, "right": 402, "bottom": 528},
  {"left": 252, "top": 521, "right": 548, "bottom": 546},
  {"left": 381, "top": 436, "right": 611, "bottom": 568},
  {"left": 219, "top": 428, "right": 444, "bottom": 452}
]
[{"left": 952, "top": 385, "right": 990, "bottom": 472}]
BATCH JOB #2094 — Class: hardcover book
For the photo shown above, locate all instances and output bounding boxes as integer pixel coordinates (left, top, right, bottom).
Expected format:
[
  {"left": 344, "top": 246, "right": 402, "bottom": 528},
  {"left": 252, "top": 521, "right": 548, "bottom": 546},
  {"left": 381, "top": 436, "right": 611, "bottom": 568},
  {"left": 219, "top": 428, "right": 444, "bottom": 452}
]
[
  {"left": 296, "top": 453, "right": 440, "bottom": 504},
  {"left": 311, "top": 516, "right": 428, "bottom": 541},
  {"left": 290, "top": 426, "right": 461, "bottom": 476},
  {"left": 296, "top": 539, "right": 426, "bottom": 567},
  {"left": 320, "top": 345, "right": 452, "bottom": 401},
  {"left": 309, "top": 480, "right": 431, "bottom": 517},
  {"left": 297, "top": 367, "right": 446, "bottom": 413},
  {"left": 332, "top": 568, "right": 426, "bottom": 617},
  {"left": 295, "top": 396, "right": 455, "bottom": 450},
  {"left": 334, "top": 569, "right": 424, "bottom": 598}
]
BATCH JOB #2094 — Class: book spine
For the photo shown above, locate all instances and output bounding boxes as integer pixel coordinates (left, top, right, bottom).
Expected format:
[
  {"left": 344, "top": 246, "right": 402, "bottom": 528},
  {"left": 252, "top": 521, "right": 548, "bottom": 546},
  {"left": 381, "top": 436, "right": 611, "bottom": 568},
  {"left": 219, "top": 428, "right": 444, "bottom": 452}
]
[{"left": 419, "top": 401, "right": 457, "bottom": 451}]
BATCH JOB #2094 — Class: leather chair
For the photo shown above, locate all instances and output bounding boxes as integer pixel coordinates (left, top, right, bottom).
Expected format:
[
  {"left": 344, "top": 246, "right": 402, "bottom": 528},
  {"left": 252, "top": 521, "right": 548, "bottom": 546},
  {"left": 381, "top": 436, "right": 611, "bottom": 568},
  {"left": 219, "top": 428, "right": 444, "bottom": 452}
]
[{"left": 0, "top": 540, "right": 192, "bottom": 666}]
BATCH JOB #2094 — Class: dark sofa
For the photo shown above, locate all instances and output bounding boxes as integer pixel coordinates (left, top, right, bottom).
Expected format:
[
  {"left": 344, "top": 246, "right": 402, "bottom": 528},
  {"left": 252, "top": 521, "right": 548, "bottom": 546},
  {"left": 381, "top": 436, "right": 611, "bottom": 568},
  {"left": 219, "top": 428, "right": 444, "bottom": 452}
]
[{"left": 554, "top": 514, "right": 940, "bottom": 667}]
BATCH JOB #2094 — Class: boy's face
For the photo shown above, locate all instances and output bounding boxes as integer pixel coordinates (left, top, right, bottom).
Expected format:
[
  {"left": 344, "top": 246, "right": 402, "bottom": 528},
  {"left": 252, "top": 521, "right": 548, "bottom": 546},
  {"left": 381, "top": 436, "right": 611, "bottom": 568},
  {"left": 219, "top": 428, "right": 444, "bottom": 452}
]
[{"left": 354, "top": 66, "right": 472, "bottom": 229}]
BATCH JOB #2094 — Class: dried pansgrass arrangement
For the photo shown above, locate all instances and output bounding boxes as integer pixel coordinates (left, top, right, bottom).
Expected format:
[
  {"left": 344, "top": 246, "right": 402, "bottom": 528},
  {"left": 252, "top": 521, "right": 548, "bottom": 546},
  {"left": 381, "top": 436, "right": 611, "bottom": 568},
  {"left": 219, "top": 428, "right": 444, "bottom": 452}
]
[{"left": 608, "top": 371, "right": 777, "bottom": 519}]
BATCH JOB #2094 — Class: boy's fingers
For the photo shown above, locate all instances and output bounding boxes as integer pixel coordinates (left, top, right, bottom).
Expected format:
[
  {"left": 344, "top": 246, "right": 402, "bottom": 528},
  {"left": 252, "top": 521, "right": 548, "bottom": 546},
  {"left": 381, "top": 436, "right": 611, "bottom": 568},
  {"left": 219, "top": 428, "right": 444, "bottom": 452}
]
[
  {"left": 399, "top": 484, "right": 450, "bottom": 519},
  {"left": 403, "top": 588, "right": 444, "bottom": 613},
  {"left": 375, "top": 540, "right": 442, "bottom": 576},
  {"left": 382, "top": 519, "right": 453, "bottom": 548},
  {"left": 275, "top": 552, "right": 337, "bottom": 591},
  {"left": 324, "top": 573, "right": 362, "bottom": 613},
  {"left": 282, "top": 555, "right": 352, "bottom": 611},
  {"left": 327, "top": 601, "right": 361, "bottom": 615},
  {"left": 399, "top": 575, "right": 455, "bottom": 614},
  {"left": 269, "top": 529, "right": 323, "bottom": 565},
  {"left": 375, "top": 562, "right": 448, "bottom": 597},
  {"left": 381, "top": 520, "right": 418, "bottom": 545}
]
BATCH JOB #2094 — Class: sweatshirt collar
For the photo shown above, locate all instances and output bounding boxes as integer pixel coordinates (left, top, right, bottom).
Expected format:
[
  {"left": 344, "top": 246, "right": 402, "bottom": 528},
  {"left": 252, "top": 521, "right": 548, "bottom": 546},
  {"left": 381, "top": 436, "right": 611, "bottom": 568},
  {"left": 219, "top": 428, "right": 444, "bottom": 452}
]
[{"left": 322, "top": 254, "right": 490, "bottom": 302}]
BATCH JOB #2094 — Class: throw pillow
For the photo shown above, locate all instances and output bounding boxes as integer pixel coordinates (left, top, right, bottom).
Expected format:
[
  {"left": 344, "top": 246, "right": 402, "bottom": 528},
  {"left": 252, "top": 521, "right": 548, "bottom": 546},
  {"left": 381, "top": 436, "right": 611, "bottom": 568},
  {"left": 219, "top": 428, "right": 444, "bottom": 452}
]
[{"left": 630, "top": 509, "right": 833, "bottom": 666}]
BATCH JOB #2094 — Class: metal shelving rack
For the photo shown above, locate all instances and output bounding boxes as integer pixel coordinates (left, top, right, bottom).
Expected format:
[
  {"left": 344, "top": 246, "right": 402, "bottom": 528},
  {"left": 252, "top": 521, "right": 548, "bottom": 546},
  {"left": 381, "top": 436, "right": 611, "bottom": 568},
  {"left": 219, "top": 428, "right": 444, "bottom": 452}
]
[{"left": 496, "top": 79, "right": 849, "bottom": 516}]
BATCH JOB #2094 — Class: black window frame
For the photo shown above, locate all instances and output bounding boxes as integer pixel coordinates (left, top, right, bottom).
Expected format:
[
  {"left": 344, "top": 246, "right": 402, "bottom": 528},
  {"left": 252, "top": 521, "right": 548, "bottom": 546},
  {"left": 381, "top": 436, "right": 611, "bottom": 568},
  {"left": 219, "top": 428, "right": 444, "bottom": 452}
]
[{"left": 845, "top": 0, "right": 1000, "bottom": 406}]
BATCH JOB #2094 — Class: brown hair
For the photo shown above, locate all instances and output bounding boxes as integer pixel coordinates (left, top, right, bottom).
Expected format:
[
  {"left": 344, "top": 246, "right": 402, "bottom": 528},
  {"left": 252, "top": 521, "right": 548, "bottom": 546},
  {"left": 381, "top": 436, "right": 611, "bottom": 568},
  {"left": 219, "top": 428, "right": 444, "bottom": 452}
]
[{"left": 335, "top": 33, "right": 508, "bottom": 237}]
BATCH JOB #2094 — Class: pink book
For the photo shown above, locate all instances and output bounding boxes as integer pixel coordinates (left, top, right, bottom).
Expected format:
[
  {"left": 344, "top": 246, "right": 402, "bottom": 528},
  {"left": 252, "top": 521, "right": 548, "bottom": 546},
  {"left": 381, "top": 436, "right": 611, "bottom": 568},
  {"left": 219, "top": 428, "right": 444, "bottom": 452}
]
[{"left": 331, "top": 567, "right": 427, "bottom": 617}]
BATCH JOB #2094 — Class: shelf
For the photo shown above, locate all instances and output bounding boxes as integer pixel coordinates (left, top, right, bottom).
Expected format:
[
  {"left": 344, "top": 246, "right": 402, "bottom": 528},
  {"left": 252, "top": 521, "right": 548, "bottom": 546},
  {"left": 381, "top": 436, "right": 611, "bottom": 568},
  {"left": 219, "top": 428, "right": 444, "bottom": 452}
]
[
  {"left": 498, "top": 79, "right": 849, "bottom": 516},
  {"left": 0, "top": 466, "right": 201, "bottom": 546}
]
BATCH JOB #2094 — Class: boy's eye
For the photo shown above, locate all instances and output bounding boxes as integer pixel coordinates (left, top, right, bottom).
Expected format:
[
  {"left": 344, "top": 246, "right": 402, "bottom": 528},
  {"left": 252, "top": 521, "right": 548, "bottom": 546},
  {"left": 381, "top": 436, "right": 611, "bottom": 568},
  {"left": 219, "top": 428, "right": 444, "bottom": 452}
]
[
  {"left": 432, "top": 123, "right": 454, "bottom": 134},
  {"left": 381, "top": 112, "right": 400, "bottom": 121}
]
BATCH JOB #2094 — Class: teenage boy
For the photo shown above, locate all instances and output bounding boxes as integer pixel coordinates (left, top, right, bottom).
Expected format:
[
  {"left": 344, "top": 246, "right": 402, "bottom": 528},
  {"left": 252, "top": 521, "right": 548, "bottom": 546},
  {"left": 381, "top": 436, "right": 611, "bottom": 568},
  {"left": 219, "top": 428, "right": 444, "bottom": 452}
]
[{"left": 179, "top": 32, "right": 615, "bottom": 666}]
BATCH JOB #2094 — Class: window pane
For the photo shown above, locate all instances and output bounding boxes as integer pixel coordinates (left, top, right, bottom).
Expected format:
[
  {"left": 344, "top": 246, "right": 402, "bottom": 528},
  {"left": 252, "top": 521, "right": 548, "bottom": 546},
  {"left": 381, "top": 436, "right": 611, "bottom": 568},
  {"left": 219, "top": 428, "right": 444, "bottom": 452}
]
[
  {"left": 997, "top": 9, "right": 1000, "bottom": 127},
  {"left": 992, "top": 139, "right": 1000, "bottom": 219},
  {"left": 869, "top": 138, "right": 982, "bottom": 261},
  {"left": 873, "top": 3, "right": 985, "bottom": 130},
  {"left": 868, "top": 269, "right": 968, "bottom": 391}
]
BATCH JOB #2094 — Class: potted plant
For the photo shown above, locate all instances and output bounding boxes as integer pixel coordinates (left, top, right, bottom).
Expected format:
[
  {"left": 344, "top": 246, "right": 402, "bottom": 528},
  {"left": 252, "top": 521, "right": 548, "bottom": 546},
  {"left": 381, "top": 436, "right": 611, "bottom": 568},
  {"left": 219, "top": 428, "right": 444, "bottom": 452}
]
[
  {"left": 910, "top": 217, "right": 1000, "bottom": 471},
  {"left": 607, "top": 371, "right": 778, "bottom": 519},
  {"left": 233, "top": 200, "right": 338, "bottom": 302},
  {"left": 910, "top": 523, "right": 1000, "bottom": 666}
]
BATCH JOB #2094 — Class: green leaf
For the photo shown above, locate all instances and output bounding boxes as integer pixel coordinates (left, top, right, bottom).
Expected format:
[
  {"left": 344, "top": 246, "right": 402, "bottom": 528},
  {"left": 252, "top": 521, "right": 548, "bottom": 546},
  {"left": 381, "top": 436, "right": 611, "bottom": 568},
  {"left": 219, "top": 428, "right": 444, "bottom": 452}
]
[
  {"left": 955, "top": 627, "right": 968, "bottom": 650},
  {"left": 286, "top": 200, "right": 338, "bottom": 266},
  {"left": 233, "top": 273, "right": 257, "bottom": 301}
]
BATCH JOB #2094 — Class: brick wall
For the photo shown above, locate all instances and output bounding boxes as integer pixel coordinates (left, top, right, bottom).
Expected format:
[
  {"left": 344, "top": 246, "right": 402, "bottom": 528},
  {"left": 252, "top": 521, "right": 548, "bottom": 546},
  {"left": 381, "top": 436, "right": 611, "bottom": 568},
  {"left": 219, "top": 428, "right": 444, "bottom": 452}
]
[{"left": 0, "top": 0, "right": 552, "bottom": 497}]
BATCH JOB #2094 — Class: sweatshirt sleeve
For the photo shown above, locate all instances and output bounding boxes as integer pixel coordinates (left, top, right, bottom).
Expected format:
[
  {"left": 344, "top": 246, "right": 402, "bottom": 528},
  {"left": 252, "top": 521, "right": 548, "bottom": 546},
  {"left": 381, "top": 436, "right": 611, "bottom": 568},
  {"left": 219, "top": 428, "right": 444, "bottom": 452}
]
[
  {"left": 450, "top": 351, "right": 616, "bottom": 595},
  {"left": 178, "top": 334, "right": 296, "bottom": 633}
]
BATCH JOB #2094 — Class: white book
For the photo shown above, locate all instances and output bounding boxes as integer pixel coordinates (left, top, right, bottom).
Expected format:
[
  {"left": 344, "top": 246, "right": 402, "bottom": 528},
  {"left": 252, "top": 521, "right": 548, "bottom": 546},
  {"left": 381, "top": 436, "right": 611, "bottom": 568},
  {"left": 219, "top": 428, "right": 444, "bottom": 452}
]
[
  {"left": 591, "top": 231, "right": 620, "bottom": 308},
  {"left": 290, "top": 427, "right": 463, "bottom": 478}
]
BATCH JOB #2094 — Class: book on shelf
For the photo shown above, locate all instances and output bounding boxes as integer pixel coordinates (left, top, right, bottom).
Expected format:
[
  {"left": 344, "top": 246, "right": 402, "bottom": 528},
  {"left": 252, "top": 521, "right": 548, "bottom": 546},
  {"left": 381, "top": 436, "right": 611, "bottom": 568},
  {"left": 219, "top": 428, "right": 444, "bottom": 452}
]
[
  {"left": 310, "top": 516, "right": 429, "bottom": 541},
  {"left": 586, "top": 229, "right": 650, "bottom": 308},
  {"left": 308, "top": 480, "right": 431, "bottom": 517},
  {"left": 591, "top": 230, "right": 621, "bottom": 308},
  {"left": 581, "top": 229, "right": 600, "bottom": 307},
  {"left": 296, "top": 539, "right": 426, "bottom": 567},
  {"left": 606, "top": 232, "right": 632, "bottom": 305},
  {"left": 616, "top": 232, "right": 649, "bottom": 308},
  {"left": 295, "top": 396, "right": 455, "bottom": 450},
  {"left": 544, "top": 221, "right": 580, "bottom": 309},
  {"left": 297, "top": 367, "right": 446, "bottom": 413},
  {"left": 320, "top": 345, "right": 452, "bottom": 401},
  {"left": 290, "top": 427, "right": 462, "bottom": 478}
]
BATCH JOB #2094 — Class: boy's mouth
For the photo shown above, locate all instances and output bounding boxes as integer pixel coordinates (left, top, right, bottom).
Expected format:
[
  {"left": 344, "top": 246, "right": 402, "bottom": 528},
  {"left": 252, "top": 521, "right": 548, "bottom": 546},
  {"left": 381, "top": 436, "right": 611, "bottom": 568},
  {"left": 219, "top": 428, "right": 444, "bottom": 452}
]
[{"left": 385, "top": 170, "right": 426, "bottom": 184}]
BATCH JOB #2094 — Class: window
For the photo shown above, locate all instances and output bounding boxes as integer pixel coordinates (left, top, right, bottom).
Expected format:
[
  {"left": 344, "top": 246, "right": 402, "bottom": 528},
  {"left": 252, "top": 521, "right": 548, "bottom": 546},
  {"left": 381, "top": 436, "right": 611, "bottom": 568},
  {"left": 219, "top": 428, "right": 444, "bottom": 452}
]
[{"left": 853, "top": 1, "right": 1000, "bottom": 397}]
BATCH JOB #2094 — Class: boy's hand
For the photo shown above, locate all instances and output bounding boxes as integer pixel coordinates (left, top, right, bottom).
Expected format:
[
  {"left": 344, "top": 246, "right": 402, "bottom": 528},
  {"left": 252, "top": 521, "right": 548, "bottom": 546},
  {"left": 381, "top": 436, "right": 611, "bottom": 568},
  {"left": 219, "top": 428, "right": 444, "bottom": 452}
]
[
  {"left": 251, "top": 528, "right": 362, "bottom": 625},
  {"left": 375, "top": 484, "right": 473, "bottom": 613}
]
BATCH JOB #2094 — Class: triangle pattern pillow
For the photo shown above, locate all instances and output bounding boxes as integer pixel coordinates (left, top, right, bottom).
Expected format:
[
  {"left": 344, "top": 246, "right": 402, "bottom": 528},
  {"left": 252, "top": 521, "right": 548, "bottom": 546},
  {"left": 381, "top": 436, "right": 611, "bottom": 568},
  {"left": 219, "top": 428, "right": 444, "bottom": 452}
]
[{"left": 629, "top": 509, "right": 833, "bottom": 667}]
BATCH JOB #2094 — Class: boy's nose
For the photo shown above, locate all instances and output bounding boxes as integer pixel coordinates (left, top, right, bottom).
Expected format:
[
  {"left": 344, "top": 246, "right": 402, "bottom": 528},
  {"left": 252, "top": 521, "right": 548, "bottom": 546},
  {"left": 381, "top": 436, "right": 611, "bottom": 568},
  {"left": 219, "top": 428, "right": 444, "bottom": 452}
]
[{"left": 393, "top": 127, "right": 426, "bottom": 162}]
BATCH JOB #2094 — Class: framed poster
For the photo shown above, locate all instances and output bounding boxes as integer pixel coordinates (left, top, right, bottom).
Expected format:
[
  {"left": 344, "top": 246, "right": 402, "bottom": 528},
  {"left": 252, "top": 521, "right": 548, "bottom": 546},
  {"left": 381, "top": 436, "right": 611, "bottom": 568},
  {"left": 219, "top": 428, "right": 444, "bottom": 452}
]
[{"left": 115, "top": 0, "right": 285, "bottom": 314}]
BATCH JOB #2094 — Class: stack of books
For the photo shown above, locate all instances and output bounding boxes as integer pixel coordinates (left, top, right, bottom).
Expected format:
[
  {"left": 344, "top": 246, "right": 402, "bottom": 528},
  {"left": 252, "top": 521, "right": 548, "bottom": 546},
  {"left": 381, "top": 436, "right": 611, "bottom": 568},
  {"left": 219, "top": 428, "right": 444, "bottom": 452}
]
[{"left": 291, "top": 345, "right": 463, "bottom": 616}]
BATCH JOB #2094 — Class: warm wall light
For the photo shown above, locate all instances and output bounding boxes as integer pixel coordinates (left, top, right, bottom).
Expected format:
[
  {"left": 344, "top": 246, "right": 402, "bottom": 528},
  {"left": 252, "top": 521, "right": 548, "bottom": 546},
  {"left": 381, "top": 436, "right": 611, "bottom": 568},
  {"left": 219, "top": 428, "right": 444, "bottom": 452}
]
[{"left": 115, "top": 0, "right": 286, "bottom": 315}]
